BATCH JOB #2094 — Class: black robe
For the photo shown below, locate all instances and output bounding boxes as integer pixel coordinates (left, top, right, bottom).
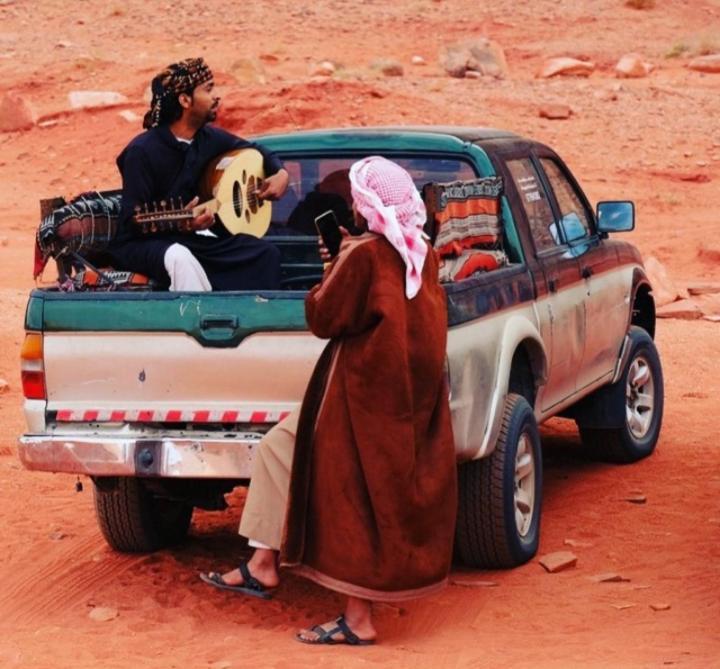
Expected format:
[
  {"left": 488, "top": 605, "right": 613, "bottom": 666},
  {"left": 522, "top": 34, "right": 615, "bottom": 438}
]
[{"left": 108, "top": 124, "right": 282, "bottom": 290}]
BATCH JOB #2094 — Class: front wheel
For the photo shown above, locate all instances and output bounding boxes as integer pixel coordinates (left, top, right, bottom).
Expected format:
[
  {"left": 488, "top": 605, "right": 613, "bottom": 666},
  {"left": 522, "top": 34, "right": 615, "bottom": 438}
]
[
  {"left": 93, "top": 477, "right": 193, "bottom": 553},
  {"left": 455, "top": 393, "right": 542, "bottom": 568},
  {"left": 579, "top": 327, "right": 664, "bottom": 463}
]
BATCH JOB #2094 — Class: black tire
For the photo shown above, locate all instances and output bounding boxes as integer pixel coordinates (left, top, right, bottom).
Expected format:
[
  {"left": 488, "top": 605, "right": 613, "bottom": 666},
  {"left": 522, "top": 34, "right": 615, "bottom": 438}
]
[
  {"left": 579, "top": 328, "right": 664, "bottom": 464},
  {"left": 93, "top": 477, "right": 193, "bottom": 553},
  {"left": 455, "top": 393, "right": 542, "bottom": 568}
]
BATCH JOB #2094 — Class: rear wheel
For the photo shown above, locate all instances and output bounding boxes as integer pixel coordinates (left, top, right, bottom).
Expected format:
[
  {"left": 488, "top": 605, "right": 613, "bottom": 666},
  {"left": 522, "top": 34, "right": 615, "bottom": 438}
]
[
  {"left": 455, "top": 393, "right": 542, "bottom": 568},
  {"left": 93, "top": 477, "right": 193, "bottom": 553},
  {"left": 579, "top": 328, "right": 663, "bottom": 463}
]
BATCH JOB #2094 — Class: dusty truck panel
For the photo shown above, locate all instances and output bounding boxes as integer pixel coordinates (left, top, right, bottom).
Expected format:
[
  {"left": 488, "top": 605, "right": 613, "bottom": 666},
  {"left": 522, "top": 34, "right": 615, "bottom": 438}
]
[{"left": 18, "top": 126, "right": 663, "bottom": 566}]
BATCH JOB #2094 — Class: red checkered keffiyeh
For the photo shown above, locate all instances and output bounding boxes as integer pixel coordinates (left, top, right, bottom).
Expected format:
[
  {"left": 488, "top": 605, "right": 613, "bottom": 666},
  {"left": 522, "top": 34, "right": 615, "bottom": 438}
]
[{"left": 349, "top": 156, "right": 428, "bottom": 299}]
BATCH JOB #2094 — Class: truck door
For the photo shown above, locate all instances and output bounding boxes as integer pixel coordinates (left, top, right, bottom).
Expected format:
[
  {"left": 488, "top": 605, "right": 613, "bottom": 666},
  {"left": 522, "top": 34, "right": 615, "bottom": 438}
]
[
  {"left": 502, "top": 156, "right": 586, "bottom": 410},
  {"left": 537, "top": 157, "right": 629, "bottom": 390}
]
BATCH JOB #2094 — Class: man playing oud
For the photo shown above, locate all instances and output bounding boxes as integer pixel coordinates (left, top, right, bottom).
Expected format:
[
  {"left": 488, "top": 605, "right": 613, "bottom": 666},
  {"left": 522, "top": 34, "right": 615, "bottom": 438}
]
[{"left": 109, "top": 57, "right": 289, "bottom": 291}]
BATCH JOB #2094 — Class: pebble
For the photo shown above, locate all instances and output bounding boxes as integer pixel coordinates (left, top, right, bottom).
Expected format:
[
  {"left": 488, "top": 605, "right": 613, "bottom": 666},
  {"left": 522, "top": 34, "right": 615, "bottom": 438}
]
[
  {"left": 68, "top": 91, "right": 128, "bottom": 110},
  {"left": 118, "top": 110, "right": 140, "bottom": 123},
  {"left": 539, "top": 104, "right": 572, "bottom": 120},
  {"left": 0, "top": 378, "right": 9, "bottom": 393},
  {"left": 624, "top": 494, "right": 647, "bottom": 504},
  {"left": 539, "top": 551, "right": 577, "bottom": 573},
  {"left": 650, "top": 603, "right": 671, "bottom": 611},
  {"left": 88, "top": 606, "right": 118, "bottom": 622},
  {"left": 310, "top": 61, "right": 335, "bottom": 77},
  {"left": 611, "top": 602, "right": 637, "bottom": 610},
  {"left": 450, "top": 579, "right": 499, "bottom": 588},
  {"left": 590, "top": 572, "right": 630, "bottom": 583}
]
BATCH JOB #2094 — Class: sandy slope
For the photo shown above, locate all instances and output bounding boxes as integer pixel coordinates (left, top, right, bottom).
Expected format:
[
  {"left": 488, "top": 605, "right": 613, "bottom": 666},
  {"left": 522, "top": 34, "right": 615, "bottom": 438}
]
[{"left": 1, "top": 1, "right": 719, "bottom": 666}]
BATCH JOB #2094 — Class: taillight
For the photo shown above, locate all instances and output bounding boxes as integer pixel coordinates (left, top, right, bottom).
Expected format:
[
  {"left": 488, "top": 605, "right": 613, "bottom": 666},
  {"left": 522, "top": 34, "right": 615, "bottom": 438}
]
[{"left": 20, "top": 333, "right": 46, "bottom": 400}]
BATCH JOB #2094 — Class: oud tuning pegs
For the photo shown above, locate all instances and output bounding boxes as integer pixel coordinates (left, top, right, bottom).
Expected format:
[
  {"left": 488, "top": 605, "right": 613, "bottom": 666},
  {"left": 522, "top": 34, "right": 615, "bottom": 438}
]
[{"left": 160, "top": 200, "right": 167, "bottom": 210}]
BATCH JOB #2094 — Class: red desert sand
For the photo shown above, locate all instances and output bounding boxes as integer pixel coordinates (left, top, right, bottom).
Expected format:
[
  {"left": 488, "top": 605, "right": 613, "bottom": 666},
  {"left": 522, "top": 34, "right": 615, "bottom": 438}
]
[{"left": 0, "top": 1, "right": 718, "bottom": 667}]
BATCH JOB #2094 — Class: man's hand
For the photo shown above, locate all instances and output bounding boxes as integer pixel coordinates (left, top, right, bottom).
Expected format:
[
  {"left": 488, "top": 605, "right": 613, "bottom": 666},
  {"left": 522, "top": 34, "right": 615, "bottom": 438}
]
[
  {"left": 185, "top": 196, "right": 214, "bottom": 231},
  {"left": 318, "top": 226, "right": 350, "bottom": 264},
  {"left": 257, "top": 168, "right": 289, "bottom": 201}
]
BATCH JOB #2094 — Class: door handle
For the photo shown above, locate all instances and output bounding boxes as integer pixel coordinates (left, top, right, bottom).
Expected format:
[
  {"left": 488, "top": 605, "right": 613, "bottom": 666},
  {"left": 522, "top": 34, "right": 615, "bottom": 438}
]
[{"left": 581, "top": 266, "right": 593, "bottom": 279}]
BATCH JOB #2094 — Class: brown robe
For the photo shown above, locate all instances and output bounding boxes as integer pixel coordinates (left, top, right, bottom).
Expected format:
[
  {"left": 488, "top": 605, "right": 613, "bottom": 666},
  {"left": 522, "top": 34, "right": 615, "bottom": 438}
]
[{"left": 282, "top": 232, "right": 457, "bottom": 602}]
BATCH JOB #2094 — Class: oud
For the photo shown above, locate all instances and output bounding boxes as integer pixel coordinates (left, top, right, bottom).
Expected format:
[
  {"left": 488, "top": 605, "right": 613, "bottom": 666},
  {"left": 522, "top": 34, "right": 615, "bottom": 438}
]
[{"left": 134, "top": 148, "right": 272, "bottom": 238}]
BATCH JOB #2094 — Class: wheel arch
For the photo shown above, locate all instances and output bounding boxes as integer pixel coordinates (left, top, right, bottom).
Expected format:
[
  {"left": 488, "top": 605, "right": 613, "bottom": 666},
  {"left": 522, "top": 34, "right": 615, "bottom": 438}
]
[
  {"left": 474, "top": 316, "right": 547, "bottom": 461},
  {"left": 508, "top": 338, "right": 547, "bottom": 410},
  {"left": 631, "top": 272, "right": 656, "bottom": 339}
]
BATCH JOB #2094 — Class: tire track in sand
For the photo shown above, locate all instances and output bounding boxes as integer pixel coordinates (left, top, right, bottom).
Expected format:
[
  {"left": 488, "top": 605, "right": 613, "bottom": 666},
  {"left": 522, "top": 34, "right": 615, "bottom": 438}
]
[{"left": 0, "top": 532, "right": 145, "bottom": 627}]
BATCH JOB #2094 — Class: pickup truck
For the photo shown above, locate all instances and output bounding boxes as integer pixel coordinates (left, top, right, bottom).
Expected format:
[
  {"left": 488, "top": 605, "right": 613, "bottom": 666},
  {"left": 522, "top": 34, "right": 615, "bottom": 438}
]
[{"left": 19, "top": 126, "right": 664, "bottom": 570}]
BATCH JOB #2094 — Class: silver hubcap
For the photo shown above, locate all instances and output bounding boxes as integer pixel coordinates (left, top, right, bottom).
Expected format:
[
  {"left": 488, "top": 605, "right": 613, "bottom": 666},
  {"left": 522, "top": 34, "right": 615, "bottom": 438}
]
[
  {"left": 514, "top": 433, "right": 535, "bottom": 537},
  {"left": 626, "top": 354, "right": 655, "bottom": 439}
]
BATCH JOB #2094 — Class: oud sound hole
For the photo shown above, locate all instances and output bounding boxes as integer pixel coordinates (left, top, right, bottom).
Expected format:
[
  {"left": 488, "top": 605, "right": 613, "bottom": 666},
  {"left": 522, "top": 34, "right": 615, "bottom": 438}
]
[{"left": 233, "top": 181, "right": 243, "bottom": 218}]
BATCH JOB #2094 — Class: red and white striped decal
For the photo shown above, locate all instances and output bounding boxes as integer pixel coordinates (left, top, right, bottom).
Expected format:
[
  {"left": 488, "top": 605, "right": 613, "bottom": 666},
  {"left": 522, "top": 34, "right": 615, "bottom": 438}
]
[{"left": 54, "top": 409, "right": 291, "bottom": 424}]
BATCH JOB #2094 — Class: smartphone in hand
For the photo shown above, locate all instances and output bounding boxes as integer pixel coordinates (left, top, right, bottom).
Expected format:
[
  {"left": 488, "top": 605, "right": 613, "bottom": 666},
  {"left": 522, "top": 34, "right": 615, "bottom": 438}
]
[{"left": 314, "top": 210, "right": 343, "bottom": 257}]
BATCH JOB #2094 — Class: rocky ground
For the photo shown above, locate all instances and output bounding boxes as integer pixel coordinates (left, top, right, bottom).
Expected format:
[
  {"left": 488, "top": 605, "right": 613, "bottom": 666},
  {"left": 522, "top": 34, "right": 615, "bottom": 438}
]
[{"left": 0, "top": 1, "right": 719, "bottom": 667}]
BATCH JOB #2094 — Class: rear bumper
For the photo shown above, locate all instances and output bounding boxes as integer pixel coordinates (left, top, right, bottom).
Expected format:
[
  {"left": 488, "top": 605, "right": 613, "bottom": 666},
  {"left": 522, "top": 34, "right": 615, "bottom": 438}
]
[{"left": 17, "top": 433, "right": 263, "bottom": 479}]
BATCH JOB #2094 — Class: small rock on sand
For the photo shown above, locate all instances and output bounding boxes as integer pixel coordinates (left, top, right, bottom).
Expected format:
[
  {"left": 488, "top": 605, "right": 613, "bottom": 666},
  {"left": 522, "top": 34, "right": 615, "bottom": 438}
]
[
  {"left": 539, "top": 104, "right": 572, "bottom": 120},
  {"left": 590, "top": 572, "right": 630, "bottom": 583},
  {"left": 539, "top": 551, "right": 577, "bottom": 573},
  {"left": 88, "top": 606, "right": 118, "bottom": 622},
  {"left": 688, "top": 55, "right": 720, "bottom": 74},
  {"left": 687, "top": 281, "right": 720, "bottom": 296},
  {"left": 644, "top": 255, "right": 682, "bottom": 307},
  {"left": 656, "top": 299, "right": 703, "bottom": 320},
  {"left": 371, "top": 59, "right": 404, "bottom": 76},
  {"left": 0, "top": 93, "right": 35, "bottom": 132},
  {"left": 615, "top": 53, "right": 652, "bottom": 78},
  {"left": 538, "top": 57, "right": 595, "bottom": 78},
  {"left": 451, "top": 578, "right": 499, "bottom": 588},
  {"left": 650, "top": 603, "right": 671, "bottom": 611},
  {"left": 68, "top": 91, "right": 128, "bottom": 109},
  {"left": 310, "top": 61, "right": 335, "bottom": 77},
  {"left": 0, "top": 379, "right": 9, "bottom": 393}
]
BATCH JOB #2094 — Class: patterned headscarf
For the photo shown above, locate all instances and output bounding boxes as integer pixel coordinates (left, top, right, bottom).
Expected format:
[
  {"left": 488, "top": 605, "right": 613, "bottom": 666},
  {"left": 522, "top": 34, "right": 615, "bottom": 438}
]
[
  {"left": 349, "top": 156, "right": 428, "bottom": 299},
  {"left": 143, "top": 57, "right": 214, "bottom": 129}
]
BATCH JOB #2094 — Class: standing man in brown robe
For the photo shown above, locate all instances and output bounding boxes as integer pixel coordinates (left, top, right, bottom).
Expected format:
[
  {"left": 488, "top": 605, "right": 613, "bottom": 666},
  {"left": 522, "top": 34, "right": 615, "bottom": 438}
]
[{"left": 202, "top": 157, "right": 457, "bottom": 646}]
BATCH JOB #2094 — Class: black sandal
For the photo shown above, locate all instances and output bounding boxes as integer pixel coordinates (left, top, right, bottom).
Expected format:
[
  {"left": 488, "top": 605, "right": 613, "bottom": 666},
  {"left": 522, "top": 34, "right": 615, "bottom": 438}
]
[
  {"left": 296, "top": 615, "right": 375, "bottom": 646},
  {"left": 199, "top": 561, "right": 274, "bottom": 600}
]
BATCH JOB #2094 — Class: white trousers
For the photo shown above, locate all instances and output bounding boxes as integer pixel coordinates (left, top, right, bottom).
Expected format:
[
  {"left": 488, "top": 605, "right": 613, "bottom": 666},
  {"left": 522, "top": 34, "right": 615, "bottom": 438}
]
[{"left": 163, "top": 243, "right": 212, "bottom": 291}]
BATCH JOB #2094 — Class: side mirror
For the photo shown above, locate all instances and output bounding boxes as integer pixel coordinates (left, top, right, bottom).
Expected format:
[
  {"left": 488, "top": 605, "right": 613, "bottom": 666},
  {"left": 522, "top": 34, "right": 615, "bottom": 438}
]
[{"left": 596, "top": 201, "right": 635, "bottom": 233}]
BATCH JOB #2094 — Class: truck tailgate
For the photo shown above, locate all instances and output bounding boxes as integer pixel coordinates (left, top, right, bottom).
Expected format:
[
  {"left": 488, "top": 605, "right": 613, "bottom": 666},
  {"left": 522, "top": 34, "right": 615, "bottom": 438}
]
[{"left": 28, "top": 290, "right": 325, "bottom": 424}]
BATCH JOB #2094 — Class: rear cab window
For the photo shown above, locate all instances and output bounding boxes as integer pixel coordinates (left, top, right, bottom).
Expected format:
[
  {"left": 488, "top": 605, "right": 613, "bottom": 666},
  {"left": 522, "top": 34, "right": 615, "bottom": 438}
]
[{"left": 268, "top": 156, "right": 477, "bottom": 236}]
